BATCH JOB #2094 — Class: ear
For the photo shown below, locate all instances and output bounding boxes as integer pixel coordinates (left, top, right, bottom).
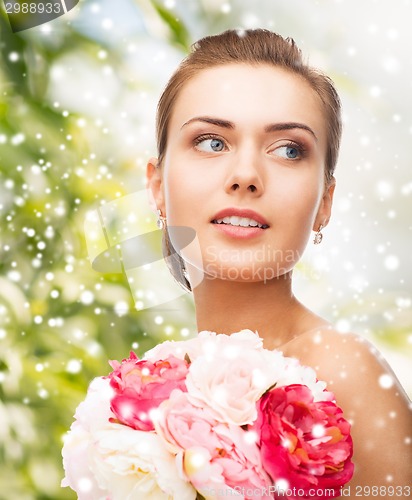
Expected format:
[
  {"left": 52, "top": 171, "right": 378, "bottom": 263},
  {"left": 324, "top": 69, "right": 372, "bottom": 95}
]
[
  {"left": 146, "top": 157, "right": 165, "bottom": 215},
  {"left": 313, "top": 176, "right": 336, "bottom": 231}
]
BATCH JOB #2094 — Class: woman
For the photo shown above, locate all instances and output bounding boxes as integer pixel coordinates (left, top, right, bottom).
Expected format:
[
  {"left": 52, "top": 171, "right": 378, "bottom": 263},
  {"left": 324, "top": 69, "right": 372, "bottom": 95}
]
[{"left": 146, "top": 29, "right": 411, "bottom": 493}]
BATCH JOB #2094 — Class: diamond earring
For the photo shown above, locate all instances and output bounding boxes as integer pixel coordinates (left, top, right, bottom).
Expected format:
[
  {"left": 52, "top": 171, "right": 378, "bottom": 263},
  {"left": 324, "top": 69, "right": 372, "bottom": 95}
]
[
  {"left": 313, "top": 224, "right": 323, "bottom": 245},
  {"left": 156, "top": 209, "right": 166, "bottom": 229}
]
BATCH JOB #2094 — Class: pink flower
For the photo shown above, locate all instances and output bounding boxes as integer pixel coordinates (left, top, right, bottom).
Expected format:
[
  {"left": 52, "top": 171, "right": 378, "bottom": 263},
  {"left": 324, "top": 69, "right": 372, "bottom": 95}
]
[
  {"left": 183, "top": 333, "right": 287, "bottom": 426},
  {"left": 107, "top": 352, "right": 189, "bottom": 431},
  {"left": 254, "top": 384, "right": 354, "bottom": 499},
  {"left": 155, "top": 389, "right": 272, "bottom": 499}
]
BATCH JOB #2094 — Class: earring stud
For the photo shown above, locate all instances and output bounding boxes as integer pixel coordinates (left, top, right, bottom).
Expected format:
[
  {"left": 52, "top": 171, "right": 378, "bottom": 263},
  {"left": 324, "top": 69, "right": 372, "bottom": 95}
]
[{"left": 313, "top": 224, "right": 323, "bottom": 245}]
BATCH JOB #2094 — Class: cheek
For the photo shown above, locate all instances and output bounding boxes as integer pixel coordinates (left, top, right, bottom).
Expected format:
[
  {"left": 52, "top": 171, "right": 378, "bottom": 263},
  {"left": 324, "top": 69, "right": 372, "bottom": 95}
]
[
  {"left": 163, "top": 162, "right": 197, "bottom": 226},
  {"left": 163, "top": 153, "right": 220, "bottom": 227},
  {"left": 274, "top": 173, "right": 321, "bottom": 217},
  {"left": 162, "top": 160, "right": 207, "bottom": 268},
  {"left": 164, "top": 182, "right": 185, "bottom": 226},
  {"left": 271, "top": 175, "right": 323, "bottom": 252}
]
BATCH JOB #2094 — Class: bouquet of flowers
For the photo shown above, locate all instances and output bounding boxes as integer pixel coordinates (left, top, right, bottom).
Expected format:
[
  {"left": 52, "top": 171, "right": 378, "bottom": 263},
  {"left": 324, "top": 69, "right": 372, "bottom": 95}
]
[{"left": 62, "top": 330, "right": 354, "bottom": 499}]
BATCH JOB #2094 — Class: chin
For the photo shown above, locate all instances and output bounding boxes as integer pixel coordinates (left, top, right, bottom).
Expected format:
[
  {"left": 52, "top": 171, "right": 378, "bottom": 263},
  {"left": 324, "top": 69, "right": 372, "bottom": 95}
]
[{"left": 203, "top": 262, "right": 295, "bottom": 283}]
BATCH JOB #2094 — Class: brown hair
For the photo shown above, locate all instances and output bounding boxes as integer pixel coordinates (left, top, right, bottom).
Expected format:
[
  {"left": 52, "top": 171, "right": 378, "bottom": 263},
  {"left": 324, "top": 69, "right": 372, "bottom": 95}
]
[{"left": 155, "top": 29, "right": 342, "bottom": 292}]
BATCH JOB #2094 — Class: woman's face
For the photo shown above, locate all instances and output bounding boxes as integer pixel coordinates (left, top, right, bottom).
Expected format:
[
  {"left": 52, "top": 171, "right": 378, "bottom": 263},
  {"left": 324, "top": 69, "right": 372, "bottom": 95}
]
[{"left": 148, "top": 63, "right": 335, "bottom": 282}]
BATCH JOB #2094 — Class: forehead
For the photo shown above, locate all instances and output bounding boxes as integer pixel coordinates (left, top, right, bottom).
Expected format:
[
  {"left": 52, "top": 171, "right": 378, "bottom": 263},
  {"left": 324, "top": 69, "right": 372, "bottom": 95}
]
[{"left": 169, "top": 63, "right": 327, "bottom": 143}]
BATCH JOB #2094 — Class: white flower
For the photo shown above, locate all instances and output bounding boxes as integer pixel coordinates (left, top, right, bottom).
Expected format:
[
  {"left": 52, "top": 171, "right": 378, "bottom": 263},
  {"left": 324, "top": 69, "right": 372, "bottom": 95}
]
[
  {"left": 62, "top": 377, "right": 195, "bottom": 500},
  {"left": 274, "top": 357, "right": 333, "bottom": 402},
  {"left": 145, "top": 329, "right": 263, "bottom": 363},
  {"left": 61, "top": 422, "right": 107, "bottom": 500},
  {"left": 73, "top": 376, "right": 115, "bottom": 429},
  {"left": 91, "top": 425, "right": 196, "bottom": 500},
  {"left": 184, "top": 332, "right": 287, "bottom": 425},
  {"left": 62, "top": 377, "right": 115, "bottom": 499}
]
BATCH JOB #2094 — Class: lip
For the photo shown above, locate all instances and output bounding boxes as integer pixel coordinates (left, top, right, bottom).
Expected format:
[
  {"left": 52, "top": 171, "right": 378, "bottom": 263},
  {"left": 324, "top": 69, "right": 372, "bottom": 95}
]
[
  {"left": 210, "top": 207, "right": 269, "bottom": 227},
  {"left": 210, "top": 207, "right": 269, "bottom": 240}
]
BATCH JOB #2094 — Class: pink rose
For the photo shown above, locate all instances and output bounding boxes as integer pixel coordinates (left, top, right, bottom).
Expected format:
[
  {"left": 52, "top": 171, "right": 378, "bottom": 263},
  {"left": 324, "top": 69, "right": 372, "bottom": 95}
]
[
  {"left": 107, "top": 352, "right": 189, "bottom": 431},
  {"left": 254, "top": 384, "right": 354, "bottom": 499},
  {"left": 155, "top": 390, "right": 272, "bottom": 499}
]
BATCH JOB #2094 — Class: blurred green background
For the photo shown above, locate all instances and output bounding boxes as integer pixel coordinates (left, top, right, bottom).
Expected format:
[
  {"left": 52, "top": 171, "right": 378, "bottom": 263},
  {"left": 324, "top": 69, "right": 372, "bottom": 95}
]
[{"left": 1, "top": 0, "right": 411, "bottom": 498}]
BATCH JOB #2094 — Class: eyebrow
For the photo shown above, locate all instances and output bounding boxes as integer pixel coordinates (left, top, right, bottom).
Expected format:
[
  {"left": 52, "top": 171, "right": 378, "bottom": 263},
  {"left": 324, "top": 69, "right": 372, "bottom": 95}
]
[
  {"left": 181, "top": 116, "right": 318, "bottom": 141},
  {"left": 181, "top": 116, "right": 235, "bottom": 130}
]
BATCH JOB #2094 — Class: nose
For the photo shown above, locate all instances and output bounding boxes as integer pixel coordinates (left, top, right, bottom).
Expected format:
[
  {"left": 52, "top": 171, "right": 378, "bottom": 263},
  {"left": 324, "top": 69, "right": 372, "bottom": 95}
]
[{"left": 223, "top": 144, "right": 264, "bottom": 195}]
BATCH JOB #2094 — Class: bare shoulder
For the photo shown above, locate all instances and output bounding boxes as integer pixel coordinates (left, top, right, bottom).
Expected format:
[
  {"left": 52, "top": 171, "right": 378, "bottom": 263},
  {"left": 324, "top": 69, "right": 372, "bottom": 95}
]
[
  {"left": 284, "top": 328, "right": 410, "bottom": 404},
  {"left": 283, "top": 327, "right": 412, "bottom": 489},
  {"left": 283, "top": 328, "right": 405, "bottom": 392}
]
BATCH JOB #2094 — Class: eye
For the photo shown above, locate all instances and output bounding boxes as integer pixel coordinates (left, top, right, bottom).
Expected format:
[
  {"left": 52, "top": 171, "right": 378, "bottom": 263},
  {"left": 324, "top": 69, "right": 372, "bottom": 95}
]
[
  {"left": 194, "top": 135, "right": 227, "bottom": 153},
  {"left": 272, "top": 143, "right": 303, "bottom": 160}
]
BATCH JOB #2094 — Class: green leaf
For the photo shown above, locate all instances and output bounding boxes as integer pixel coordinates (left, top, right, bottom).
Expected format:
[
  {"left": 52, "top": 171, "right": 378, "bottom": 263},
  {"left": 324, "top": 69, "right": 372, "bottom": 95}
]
[{"left": 150, "top": 0, "right": 191, "bottom": 51}]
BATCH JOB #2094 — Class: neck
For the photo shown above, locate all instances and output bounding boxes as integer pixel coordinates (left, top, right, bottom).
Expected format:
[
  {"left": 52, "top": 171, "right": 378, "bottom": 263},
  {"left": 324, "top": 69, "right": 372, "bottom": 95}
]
[{"left": 190, "top": 269, "right": 322, "bottom": 349}]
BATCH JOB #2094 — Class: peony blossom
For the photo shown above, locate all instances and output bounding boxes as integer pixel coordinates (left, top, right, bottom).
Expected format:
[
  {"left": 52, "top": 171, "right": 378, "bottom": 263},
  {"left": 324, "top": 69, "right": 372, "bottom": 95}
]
[
  {"left": 185, "top": 339, "right": 286, "bottom": 426},
  {"left": 62, "top": 377, "right": 119, "bottom": 500},
  {"left": 63, "top": 332, "right": 354, "bottom": 499},
  {"left": 273, "top": 358, "right": 335, "bottom": 403},
  {"left": 145, "top": 330, "right": 333, "bottom": 404},
  {"left": 91, "top": 424, "right": 196, "bottom": 500},
  {"left": 62, "top": 377, "right": 195, "bottom": 500},
  {"left": 155, "top": 389, "right": 272, "bottom": 500},
  {"left": 254, "top": 384, "right": 354, "bottom": 499},
  {"left": 107, "top": 352, "right": 189, "bottom": 431},
  {"left": 144, "top": 329, "right": 264, "bottom": 364}
]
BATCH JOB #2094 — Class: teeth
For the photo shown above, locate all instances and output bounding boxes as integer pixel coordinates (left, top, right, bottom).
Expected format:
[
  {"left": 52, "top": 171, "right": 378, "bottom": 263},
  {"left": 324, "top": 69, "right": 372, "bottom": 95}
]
[{"left": 214, "top": 216, "right": 266, "bottom": 228}]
